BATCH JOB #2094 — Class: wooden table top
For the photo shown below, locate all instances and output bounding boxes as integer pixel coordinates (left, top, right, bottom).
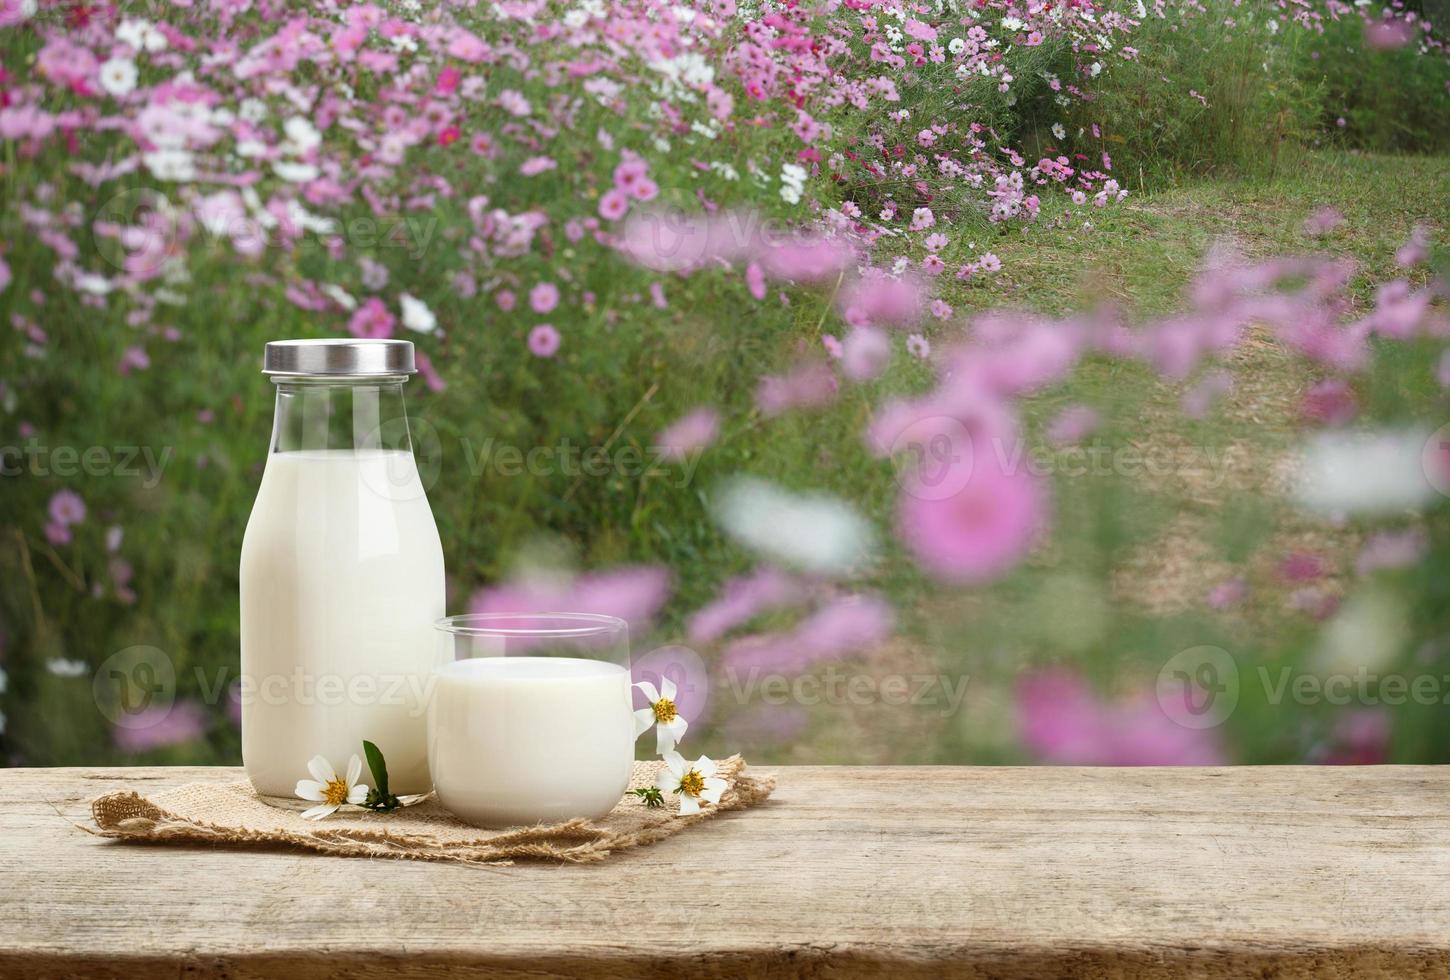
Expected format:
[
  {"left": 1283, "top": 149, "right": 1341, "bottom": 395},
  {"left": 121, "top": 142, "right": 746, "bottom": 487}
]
[{"left": 4, "top": 764, "right": 1449, "bottom": 978}]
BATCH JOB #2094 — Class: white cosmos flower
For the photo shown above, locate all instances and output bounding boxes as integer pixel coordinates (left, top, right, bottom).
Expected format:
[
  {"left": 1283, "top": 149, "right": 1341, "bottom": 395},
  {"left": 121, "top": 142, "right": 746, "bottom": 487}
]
[
  {"left": 715, "top": 477, "right": 875, "bottom": 575},
  {"left": 321, "top": 283, "right": 357, "bottom": 311},
  {"left": 294, "top": 754, "right": 367, "bottom": 820},
  {"left": 99, "top": 58, "right": 138, "bottom": 97},
  {"left": 633, "top": 677, "right": 688, "bottom": 753},
  {"left": 657, "top": 752, "right": 727, "bottom": 816},
  {"left": 45, "top": 657, "right": 88, "bottom": 678},
  {"left": 1294, "top": 429, "right": 1438, "bottom": 516},
  {"left": 143, "top": 148, "right": 195, "bottom": 182},
  {"left": 272, "top": 160, "right": 319, "bottom": 184},
  {"left": 283, "top": 115, "right": 322, "bottom": 154},
  {"left": 399, "top": 293, "right": 437, "bottom": 333}
]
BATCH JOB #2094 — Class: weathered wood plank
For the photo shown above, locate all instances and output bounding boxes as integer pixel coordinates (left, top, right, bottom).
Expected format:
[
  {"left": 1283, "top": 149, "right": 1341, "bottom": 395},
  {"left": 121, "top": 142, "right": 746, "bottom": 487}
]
[{"left": 3, "top": 766, "right": 1450, "bottom": 978}]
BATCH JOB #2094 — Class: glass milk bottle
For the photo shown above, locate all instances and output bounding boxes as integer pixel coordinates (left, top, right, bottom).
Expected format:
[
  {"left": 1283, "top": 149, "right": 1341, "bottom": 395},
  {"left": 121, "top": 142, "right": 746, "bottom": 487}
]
[{"left": 240, "top": 339, "right": 445, "bottom": 801}]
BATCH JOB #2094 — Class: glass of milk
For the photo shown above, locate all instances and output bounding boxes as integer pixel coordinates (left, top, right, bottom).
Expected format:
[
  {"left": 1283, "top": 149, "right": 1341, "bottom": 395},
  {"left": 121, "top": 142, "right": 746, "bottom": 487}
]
[
  {"left": 240, "top": 339, "right": 446, "bottom": 804},
  {"left": 429, "top": 613, "right": 635, "bottom": 827}
]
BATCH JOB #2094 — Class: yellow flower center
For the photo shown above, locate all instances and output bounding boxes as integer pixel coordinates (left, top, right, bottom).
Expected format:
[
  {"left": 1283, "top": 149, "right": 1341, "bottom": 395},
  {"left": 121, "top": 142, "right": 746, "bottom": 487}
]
[
  {"left": 652, "top": 697, "right": 678, "bottom": 724},
  {"left": 322, "top": 777, "right": 351, "bottom": 807},
  {"left": 679, "top": 769, "right": 705, "bottom": 797}
]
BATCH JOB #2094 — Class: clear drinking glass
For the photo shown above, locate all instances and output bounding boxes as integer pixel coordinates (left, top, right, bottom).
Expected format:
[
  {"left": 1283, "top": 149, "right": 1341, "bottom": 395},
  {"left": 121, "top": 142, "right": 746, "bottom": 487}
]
[{"left": 428, "top": 613, "right": 634, "bottom": 827}]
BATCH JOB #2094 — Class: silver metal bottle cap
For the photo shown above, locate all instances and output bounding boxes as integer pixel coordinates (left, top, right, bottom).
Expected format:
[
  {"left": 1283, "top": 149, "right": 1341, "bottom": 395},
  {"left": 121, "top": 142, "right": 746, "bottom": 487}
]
[{"left": 262, "top": 339, "right": 416, "bottom": 377}]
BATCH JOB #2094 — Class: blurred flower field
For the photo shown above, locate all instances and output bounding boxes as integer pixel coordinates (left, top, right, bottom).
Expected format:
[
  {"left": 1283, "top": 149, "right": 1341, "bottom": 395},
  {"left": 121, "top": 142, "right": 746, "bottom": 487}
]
[{"left": 1, "top": 0, "right": 1448, "bottom": 768}]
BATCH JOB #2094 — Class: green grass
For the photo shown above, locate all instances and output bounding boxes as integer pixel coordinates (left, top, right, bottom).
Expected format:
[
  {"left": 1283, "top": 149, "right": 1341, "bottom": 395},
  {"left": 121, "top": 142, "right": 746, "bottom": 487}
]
[{"left": 758, "top": 149, "right": 1450, "bottom": 765}]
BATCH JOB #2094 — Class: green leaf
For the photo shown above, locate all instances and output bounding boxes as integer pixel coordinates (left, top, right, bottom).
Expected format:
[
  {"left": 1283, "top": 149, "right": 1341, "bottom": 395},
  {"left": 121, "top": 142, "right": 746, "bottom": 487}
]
[{"left": 362, "top": 739, "right": 390, "bottom": 798}]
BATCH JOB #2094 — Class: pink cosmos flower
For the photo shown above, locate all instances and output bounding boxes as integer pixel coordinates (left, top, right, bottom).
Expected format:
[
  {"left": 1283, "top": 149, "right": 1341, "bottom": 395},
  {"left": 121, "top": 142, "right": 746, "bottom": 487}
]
[
  {"left": 48, "top": 489, "right": 87, "bottom": 527},
  {"left": 1355, "top": 529, "right": 1428, "bottom": 574},
  {"left": 529, "top": 281, "right": 560, "bottom": 314},
  {"left": 117, "top": 346, "right": 150, "bottom": 376},
  {"left": 1206, "top": 577, "right": 1248, "bottom": 609},
  {"left": 415, "top": 350, "right": 446, "bottom": 393},
  {"left": 761, "top": 238, "right": 854, "bottom": 282},
  {"left": 519, "top": 155, "right": 556, "bottom": 176},
  {"left": 906, "top": 334, "right": 931, "bottom": 359},
  {"left": 1303, "top": 207, "right": 1345, "bottom": 237},
  {"left": 1181, "top": 369, "right": 1233, "bottom": 418},
  {"left": 722, "top": 703, "right": 808, "bottom": 749},
  {"left": 842, "top": 326, "right": 891, "bottom": 381},
  {"left": 745, "top": 262, "right": 767, "bottom": 300},
  {"left": 470, "top": 566, "right": 671, "bottom": 635},
  {"left": 897, "top": 444, "right": 1047, "bottom": 584},
  {"left": 722, "top": 595, "right": 894, "bottom": 675},
  {"left": 1278, "top": 552, "right": 1328, "bottom": 583},
  {"left": 599, "top": 189, "right": 629, "bottom": 221},
  {"left": 1395, "top": 226, "right": 1430, "bottom": 267},
  {"left": 113, "top": 700, "right": 210, "bottom": 754},
  {"left": 756, "top": 361, "right": 838, "bottom": 416},
  {"left": 1318, "top": 709, "right": 1390, "bottom": 765},
  {"left": 1364, "top": 19, "right": 1414, "bottom": 50},
  {"left": 496, "top": 290, "right": 517, "bottom": 312},
  {"left": 1046, "top": 404, "right": 1100, "bottom": 446},
  {"left": 44, "top": 522, "right": 72, "bottom": 546},
  {"left": 527, "top": 324, "right": 561, "bottom": 357},
  {"left": 656, "top": 407, "right": 721, "bottom": 461},
  {"left": 838, "top": 272, "right": 926, "bottom": 329},
  {"left": 909, "top": 207, "right": 935, "bottom": 231},
  {"left": 821, "top": 334, "right": 844, "bottom": 359},
  {"left": 1300, "top": 378, "right": 1357, "bottom": 426},
  {"left": 687, "top": 566, "right": 806, "bottom": 644},
  {"left": 348, "top": 297, "right": 396, "bottom": 339},
  {"left": 1016, "top": 669, "right": 1224, "bottom": 765}
]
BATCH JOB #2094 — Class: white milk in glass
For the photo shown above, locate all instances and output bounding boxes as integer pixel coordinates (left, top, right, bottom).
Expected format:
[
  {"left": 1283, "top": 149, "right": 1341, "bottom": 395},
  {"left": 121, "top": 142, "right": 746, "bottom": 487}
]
[
  {"left": 241, "top": 340, "right": 444, "bottom": 801},
  {"left": 428, "top": 657, "right": 635, "bottom": 826}
]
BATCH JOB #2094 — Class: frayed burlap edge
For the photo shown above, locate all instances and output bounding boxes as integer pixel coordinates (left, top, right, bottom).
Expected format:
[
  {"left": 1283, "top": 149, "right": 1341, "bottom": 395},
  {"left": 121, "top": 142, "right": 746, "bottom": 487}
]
[{"left": 89, "top": 755, "right": 776, "bottom": 865}]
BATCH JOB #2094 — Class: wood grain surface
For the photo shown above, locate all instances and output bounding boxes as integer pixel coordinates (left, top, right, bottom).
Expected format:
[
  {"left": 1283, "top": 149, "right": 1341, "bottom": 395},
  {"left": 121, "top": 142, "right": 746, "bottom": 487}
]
[{"left": 4, "top": 765, "right": 1450, "bottom": 979}]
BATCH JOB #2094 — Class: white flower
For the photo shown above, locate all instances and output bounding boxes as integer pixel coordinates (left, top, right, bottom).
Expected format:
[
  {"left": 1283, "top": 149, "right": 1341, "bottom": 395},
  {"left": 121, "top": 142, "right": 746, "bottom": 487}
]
[
  {"left": 0, "top": 665, "right": 8, "bottom": 694},
  {"left": 657, "top": 752, "right": 728, "bottom": 816},
  {"left": 294, "top": 754, "right": 367, "bottom": 820},
  {"left": 143, "top": 148, "right": 195, "bottom": 182},
  {"left": 117, "top": 18, "right": 167, "bottom": 53},
  {"left": 715, "top": 476, "right": 875, "bottom": 575},
  {"left": 321, "top": 283, "right": 357, "bottom": 311},
  {"left": 98, "top": 58, "right": 138, "bottom": 97},
  {"left": 399, "top": 293, "right": 437, "bottom": 333},
  {"left": 633, "top": 677, "right": 689, "bottom": 753},
  {"left": 948, "top": 37, "right": 966, "bottom": 54},
  {"left": 1294, "top": 429, "right": 1437, "bottom": 516},
  {"left": 238, "top": 98, "right": 267, "bottom": 123},
  {"left": 272, "top": 161, "right": 319, "bottom": 184},
  {"left": 1312, "top": 588, "right": 1409, "bottom": 677},
  {"left": 1051, "top": 122, "right": 1067, "bottom": 140},
  {"left": 283, "top": 116, "right": 321, "bottom": 154},
  {"left": 46, "top": 657, "right": 88, "bottom": 678}
]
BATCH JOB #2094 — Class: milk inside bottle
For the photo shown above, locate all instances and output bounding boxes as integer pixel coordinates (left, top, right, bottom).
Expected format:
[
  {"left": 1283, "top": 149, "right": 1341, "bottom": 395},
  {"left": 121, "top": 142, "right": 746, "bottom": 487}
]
[{"left": 240, "top": 339, "right": 445, "bottom": 800}]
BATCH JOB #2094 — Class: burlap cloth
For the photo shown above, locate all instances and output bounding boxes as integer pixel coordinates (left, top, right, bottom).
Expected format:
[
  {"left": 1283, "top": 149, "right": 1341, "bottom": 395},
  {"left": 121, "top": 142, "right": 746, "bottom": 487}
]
[{"left": 91, "top": 755, "right": 775, "bottom": 865}]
